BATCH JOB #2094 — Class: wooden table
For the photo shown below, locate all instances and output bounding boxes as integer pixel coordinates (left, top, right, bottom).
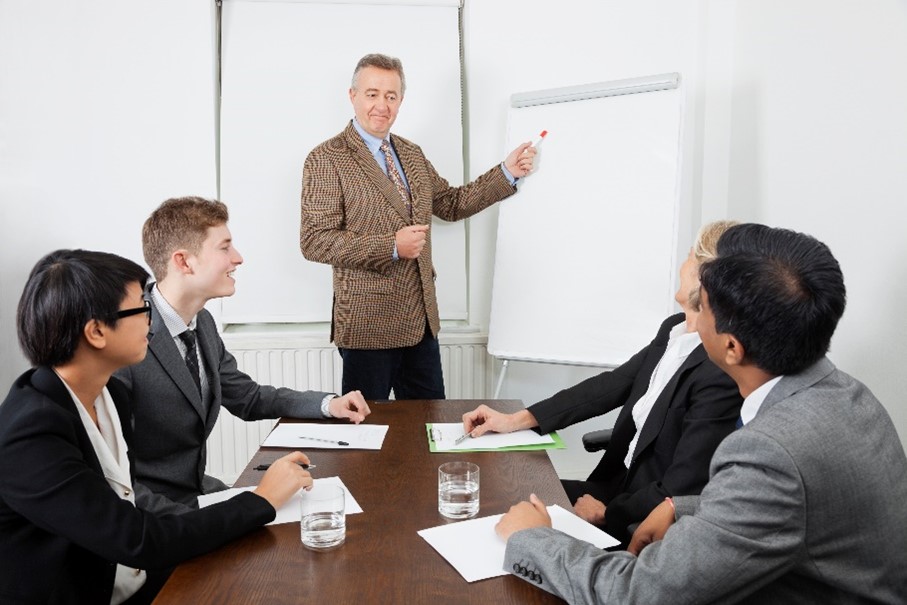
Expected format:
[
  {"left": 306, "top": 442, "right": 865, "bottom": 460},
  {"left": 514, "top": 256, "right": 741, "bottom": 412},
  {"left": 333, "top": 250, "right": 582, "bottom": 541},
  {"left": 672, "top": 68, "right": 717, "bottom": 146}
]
[{"left": 153, "top": 400, "right": 569, "bottom": 604}]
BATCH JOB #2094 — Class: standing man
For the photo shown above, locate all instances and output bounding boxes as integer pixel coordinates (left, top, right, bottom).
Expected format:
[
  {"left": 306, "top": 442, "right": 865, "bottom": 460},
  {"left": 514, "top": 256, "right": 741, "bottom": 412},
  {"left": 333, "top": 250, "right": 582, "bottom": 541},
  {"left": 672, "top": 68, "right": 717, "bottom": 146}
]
[
  {"left": 116, "top": 197, "right": 370, "bottom": 515},
  {"left": 495, "top": 224, "right": 907, "bottom": 603},
  {"left": 301, "top": 53, "right": 536, "bottom": 401}
]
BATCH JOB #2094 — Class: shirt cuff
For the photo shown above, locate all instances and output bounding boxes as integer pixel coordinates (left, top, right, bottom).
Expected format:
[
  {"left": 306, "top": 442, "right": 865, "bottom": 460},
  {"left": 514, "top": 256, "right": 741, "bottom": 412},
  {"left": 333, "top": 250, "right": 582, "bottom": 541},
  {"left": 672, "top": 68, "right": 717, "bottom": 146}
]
[
  {"left": 392, "top": 240, "right": 399, "bottom": 261},
  {"left": 320, "top": 394, "right": 337, "bottom": 418},
  {"left": 500, "top": 162, "right": 518, "bottom": 185}
]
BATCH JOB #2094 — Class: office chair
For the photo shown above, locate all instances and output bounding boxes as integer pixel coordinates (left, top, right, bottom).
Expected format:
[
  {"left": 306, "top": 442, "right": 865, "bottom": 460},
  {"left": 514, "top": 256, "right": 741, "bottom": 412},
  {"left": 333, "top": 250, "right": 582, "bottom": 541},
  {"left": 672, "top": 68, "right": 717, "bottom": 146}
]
[{"left": 581, "top": 428, "right": 613, "bottom": 452}]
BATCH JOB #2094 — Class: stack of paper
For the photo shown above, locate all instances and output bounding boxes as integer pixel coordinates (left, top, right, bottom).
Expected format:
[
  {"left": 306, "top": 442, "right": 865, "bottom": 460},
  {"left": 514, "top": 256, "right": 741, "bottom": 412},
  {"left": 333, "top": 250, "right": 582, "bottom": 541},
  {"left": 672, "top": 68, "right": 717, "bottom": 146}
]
[{"left": 418, "top": 505, "right": 619, "bottom": 582}]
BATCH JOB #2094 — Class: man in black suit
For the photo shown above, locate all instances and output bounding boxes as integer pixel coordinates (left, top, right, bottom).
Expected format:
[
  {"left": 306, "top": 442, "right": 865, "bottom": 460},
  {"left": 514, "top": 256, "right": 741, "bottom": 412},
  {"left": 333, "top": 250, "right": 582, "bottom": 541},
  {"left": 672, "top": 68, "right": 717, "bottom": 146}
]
[{"left": 463, "top": 221, "right": 743, "bottom": 544}]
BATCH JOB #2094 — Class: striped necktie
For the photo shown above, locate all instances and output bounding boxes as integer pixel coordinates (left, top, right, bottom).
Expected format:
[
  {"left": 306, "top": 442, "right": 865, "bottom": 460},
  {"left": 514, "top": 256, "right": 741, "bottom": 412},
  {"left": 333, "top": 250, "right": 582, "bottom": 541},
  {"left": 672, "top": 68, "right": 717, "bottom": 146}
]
[
  {"left": 179, "top": 329, "right": 202, "bottom": 397},
  {"left": 380, "top": 139, "right": 412, "bottom": 216}
]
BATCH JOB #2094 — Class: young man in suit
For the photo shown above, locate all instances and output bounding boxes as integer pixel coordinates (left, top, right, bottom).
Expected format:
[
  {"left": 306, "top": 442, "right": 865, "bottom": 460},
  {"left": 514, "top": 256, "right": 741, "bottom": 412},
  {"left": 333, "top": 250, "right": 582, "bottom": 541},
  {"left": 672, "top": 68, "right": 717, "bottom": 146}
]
[
  {"left": 495, "top": 224, "right": 907, "bottom": 603},
  {"left": 462, "top": 221, "right": 743, "bottom": 545},
  {"left": 300, "top": 53, "right": 537, "bottom": 401},
  {"left": 0, "top": 249, "right": 311, "bottom": 604},
  {"left": 116, "top": 197, "right": 370, "bottom": 515}
]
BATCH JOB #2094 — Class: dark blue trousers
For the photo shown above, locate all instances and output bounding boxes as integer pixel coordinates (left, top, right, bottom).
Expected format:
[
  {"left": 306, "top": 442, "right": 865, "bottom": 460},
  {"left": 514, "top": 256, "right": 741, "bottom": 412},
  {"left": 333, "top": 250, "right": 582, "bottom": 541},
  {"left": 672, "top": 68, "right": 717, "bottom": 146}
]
[{"left": 339, "top": 327, "right": 446, "bottom": 401}]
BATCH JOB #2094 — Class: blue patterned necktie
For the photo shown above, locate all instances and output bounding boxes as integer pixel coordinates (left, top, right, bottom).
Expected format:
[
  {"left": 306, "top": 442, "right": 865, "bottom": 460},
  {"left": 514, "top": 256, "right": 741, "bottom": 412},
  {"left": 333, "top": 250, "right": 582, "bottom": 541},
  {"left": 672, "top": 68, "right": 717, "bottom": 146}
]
[{"left": 380, "top": 139, "right": 412, "bottom": 216}]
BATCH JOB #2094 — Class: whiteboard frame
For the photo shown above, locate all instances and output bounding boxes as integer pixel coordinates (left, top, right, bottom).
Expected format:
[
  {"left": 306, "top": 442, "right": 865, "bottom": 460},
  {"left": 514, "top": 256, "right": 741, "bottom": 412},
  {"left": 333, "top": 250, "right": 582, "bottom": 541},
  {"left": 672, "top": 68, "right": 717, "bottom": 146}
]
[{"left": 488, "top": 74, "right": 684, "bottom": 368}]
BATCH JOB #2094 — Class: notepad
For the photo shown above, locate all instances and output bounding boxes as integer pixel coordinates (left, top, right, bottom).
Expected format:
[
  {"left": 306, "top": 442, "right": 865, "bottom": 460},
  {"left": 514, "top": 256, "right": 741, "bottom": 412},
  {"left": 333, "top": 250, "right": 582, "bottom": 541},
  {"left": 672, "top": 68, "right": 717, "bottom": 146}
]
[
  {"left": 262, "top": 423, "right": 389, "bottom": 449},
  {"left": 418, "top": 505, "right": 619, "bottom": 582},
  {"left": 197, "top": 476, "right": 363, "bottom": 525},
  {"left": 426, "top": 422, "right": 564, "bottom": 452}
]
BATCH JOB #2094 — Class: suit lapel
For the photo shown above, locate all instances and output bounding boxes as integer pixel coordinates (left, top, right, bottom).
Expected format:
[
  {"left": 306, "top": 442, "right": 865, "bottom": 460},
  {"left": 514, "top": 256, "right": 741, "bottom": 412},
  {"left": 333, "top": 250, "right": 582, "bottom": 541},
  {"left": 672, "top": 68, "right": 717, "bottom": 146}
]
[
  {"left": 146, "top": 301, "right": 208, "bottom": 422},
  {"left": 194, "top": 313, "right": 222, "bottom": 427},
  {"left": 30, "top": 367, "right": 104, "bottom": 474},
  {"left": 628, "top": 344, "right": 707, "bottom": 465},
  {"left": 609, "top": 334, "right": 673, "bottom": 455},
  {"left": 343, "top": 122, "right": 413, "bottom": 222}
]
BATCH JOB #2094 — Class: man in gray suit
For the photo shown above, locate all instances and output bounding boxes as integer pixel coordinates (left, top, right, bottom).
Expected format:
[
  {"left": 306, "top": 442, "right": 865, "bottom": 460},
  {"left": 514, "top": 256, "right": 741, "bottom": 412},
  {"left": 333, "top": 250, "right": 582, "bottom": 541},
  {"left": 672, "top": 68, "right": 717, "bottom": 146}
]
[
  {"left": 116, "top": 197, "right": 371, "bottom": 514},
  {"left": 496, "top": 224, "right": 907, "bottom": 603}
]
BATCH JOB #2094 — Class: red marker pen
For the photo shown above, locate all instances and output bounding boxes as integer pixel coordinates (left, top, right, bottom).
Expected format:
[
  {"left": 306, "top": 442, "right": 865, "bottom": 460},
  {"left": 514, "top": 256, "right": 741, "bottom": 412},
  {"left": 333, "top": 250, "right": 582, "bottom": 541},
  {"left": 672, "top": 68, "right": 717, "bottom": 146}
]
[{"left": 530, "top": 130, "right": 548, "bottom": 148}]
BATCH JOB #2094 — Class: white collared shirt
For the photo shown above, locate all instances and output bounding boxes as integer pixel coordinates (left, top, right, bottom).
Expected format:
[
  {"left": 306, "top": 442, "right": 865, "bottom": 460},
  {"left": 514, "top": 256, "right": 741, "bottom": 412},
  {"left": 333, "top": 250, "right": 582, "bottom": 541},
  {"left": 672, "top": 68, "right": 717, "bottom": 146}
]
[
  {"left": 739, "top": 375, "right": 783, "bottom": 426},
  {"left": 58, "top": 372, "right": 146, "bottom": 605},
  {"left": 150, "top": 285, "right": 211, "bottom": 404},
  {"left": 624, "top": 322, "right": 702, "bottom": 468}
]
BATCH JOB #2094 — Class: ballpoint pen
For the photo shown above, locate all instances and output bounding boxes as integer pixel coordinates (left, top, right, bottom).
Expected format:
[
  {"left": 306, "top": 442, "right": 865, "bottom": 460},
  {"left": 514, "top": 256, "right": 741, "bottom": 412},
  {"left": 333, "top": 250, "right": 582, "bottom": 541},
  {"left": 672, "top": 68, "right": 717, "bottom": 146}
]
[
  {"left": 299, "top": 436, "right": 349, "bottom": 446},
  {"left": 253, "top": 463, "right": 316, "bottom": 471}
]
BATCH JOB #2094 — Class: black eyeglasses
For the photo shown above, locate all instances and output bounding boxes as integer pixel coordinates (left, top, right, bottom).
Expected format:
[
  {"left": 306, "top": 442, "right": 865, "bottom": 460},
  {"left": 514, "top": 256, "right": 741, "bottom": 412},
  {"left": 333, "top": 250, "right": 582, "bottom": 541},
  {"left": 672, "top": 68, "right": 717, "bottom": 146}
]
[{"left": 115, "top": 299, "right": 152, "bottom": 324}]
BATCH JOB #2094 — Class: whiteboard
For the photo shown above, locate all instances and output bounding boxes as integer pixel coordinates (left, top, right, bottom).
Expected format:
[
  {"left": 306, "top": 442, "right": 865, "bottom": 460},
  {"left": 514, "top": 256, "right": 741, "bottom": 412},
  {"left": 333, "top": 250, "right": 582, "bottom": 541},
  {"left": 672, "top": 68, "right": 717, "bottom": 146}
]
[
  {"left": 219, "top": 1, "right": 465, "bottom": 324},
  {"left": 488, "top": 77, "right": 683, "bottom": 367}
]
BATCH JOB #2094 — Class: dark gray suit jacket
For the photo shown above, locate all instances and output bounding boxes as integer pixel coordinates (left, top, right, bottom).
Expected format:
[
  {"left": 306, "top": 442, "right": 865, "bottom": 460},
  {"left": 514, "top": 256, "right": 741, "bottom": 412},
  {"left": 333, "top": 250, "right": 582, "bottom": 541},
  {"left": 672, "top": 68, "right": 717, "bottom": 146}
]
[
  {"left": 115, "top": 288, "right": 330, "bottom": 514},
  {"left": 505, "top": 357, "right": 907, "bottom": 603}
]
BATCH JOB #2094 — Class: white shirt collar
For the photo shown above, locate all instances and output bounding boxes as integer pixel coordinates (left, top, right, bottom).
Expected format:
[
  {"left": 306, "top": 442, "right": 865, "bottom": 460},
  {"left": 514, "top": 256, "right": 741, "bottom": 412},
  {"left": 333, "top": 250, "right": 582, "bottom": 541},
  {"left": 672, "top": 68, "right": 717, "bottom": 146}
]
[
  {"left": 352, "top": 117, "right": 386, "bottom": 154},
  {"left": 150, "top": 283, "right": 197, "bottom": 335},
  {"left": 669, "top": 321, "right": 702, "bottom": 358},
  {"left": 739, "top": 375, "right": 784, "bottom": 426}
]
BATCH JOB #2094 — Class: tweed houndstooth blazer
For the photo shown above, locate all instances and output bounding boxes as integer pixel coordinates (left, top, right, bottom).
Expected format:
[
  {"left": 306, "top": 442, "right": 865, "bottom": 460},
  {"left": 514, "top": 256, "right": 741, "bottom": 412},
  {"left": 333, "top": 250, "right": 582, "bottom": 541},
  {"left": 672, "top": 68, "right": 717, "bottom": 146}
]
[{"left": 301, "top": 121, "right": 516, "bottom": 349}]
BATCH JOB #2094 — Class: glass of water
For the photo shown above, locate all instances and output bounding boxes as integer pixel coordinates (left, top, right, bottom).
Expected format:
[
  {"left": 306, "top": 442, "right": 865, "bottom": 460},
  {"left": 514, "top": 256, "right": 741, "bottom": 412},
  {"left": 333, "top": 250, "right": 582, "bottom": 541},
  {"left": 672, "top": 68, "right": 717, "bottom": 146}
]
[
  {"left": 300, "top": 484, "right": 346, "bottom": 551},
  {"left": 438, "top": 461, "right": 480, "bottom": 519}
]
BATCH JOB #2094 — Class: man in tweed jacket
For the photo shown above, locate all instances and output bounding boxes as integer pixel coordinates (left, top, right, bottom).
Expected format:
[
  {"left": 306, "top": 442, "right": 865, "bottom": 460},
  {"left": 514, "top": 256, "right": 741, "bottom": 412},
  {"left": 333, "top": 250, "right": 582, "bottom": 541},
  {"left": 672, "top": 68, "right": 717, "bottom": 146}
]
[
  {"left": 301, "top": 53, "right": 536, "bottom": 400},
  {"left": 495, "top": 224, "right": 907, "bottom": 603}
]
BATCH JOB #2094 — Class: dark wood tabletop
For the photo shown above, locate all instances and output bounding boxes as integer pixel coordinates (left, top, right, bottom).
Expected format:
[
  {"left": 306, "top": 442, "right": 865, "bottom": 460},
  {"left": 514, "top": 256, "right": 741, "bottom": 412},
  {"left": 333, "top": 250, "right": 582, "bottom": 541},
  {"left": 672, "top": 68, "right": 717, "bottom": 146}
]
[{"left": 152, "top": 400, "right": 569, "bottom": 604}]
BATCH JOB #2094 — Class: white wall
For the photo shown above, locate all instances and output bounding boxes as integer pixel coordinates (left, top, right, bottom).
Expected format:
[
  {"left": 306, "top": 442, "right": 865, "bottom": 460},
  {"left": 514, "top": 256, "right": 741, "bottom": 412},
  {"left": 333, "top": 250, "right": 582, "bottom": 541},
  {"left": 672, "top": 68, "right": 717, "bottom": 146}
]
[
  {"left": 461, "top": 0, "right": 907, "bottom": 476},
  {"left": 0, "top": 0, "right": 218, "bottom": 389},
  {"left": 721, "top": 0, "right": 907, "bottom": 441}
]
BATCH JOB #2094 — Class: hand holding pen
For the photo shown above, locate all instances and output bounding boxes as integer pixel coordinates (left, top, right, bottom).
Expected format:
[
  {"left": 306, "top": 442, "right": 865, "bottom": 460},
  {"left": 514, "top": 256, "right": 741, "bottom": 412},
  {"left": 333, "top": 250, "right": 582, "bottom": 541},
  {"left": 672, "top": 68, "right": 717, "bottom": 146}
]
[{"left": 252, "top": 451, "right": 313, "bottom": 510}]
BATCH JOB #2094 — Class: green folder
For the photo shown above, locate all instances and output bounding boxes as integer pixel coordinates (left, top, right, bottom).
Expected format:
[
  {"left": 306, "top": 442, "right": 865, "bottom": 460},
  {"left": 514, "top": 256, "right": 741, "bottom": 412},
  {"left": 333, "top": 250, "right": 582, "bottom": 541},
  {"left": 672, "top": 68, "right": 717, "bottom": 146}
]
[{"left": 426, "top": 423, "right": 566, "bottom": 453}]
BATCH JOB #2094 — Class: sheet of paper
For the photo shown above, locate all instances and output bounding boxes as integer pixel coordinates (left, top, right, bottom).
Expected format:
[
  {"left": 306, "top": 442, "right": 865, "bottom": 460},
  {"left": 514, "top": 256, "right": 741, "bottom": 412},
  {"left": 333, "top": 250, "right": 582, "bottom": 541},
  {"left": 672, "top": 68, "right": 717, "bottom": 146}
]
[
  {"left": 418, "top": 505, "right": 619, "bottom": 582},
  {"left": 429, "top": 422, "right": 554, "bottom": 451},
  {"left": 261, "top": 423, "right": 389, "bottom": 449},
  {"left": 198, "top": 476, "right": 363, "bottom": 525}
]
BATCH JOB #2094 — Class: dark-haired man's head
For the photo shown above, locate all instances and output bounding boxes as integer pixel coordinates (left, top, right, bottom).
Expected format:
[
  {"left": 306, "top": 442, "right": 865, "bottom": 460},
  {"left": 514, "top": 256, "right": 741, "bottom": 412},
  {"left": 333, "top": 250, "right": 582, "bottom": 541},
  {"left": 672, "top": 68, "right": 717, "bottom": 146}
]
[
  {"left": 698, "top": 224, "right": 846, "bottom": 377},
  {"left": 17, "top": 249, "right": 150, "bottom": 367}
]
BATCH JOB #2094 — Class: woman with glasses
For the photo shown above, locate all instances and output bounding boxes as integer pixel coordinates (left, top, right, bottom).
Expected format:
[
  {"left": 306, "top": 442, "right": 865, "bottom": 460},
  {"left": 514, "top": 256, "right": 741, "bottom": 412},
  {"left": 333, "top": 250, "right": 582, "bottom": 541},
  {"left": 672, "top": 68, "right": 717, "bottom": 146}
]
[{"left": 0, "top": 249, "right": 313, "bottom": 605}]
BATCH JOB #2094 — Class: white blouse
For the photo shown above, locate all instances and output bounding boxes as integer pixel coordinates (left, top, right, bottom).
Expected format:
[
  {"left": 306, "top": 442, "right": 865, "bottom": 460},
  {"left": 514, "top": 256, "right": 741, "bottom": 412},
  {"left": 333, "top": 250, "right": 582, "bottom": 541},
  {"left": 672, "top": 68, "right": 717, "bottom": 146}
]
[{"left": 58, "top": 372, "right": 146, "bottom": 605}]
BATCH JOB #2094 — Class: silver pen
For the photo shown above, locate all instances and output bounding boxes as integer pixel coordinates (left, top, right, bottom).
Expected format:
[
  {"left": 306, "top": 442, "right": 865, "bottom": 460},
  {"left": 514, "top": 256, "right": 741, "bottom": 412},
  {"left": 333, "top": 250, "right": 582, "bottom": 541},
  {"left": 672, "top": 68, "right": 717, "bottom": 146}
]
[{"left": 454, "top": 431, "right": 473, "bottom": 446}]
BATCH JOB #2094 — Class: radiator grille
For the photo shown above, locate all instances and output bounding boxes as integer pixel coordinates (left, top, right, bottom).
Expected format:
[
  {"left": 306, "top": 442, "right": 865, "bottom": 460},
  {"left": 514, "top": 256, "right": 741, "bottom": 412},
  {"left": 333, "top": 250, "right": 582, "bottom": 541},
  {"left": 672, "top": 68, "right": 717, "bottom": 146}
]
[{"left": 206, "top": 339, "right": 491, "bottom": 485}]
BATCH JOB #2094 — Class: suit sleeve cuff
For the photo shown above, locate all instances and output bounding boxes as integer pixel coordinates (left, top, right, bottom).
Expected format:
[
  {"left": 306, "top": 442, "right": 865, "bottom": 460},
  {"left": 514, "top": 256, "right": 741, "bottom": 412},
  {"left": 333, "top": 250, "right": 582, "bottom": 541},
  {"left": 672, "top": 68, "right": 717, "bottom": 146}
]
[{"left": 320, "top": 394, "right": 337, "bottom": 418}]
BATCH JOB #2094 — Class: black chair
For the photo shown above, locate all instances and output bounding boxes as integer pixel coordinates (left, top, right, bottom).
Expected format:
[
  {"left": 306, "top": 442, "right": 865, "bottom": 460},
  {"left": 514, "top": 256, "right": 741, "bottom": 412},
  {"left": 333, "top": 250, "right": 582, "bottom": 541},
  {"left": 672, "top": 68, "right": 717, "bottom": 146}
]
[{"left": 581, "top": 428, "right": 613, "bottom": 452}]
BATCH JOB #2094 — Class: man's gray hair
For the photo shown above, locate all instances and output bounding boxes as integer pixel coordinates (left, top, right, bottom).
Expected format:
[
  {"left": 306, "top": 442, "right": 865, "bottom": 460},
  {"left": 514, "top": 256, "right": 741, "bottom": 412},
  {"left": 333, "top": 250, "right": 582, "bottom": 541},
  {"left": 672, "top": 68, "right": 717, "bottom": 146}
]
[{"left": 351, "top": 53, "right": 406, "bottom": 95}]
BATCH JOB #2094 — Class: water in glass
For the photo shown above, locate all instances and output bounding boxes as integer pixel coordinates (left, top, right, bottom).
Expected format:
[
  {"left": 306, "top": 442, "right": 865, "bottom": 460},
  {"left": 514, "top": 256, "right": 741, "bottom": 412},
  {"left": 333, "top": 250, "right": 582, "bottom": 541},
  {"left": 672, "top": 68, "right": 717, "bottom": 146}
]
[
  {"left": 438, "top": 479, "right": 480, "bottom": 519},
  {"left": 300, "top": 511, "right": 346, "bottom": 551}
]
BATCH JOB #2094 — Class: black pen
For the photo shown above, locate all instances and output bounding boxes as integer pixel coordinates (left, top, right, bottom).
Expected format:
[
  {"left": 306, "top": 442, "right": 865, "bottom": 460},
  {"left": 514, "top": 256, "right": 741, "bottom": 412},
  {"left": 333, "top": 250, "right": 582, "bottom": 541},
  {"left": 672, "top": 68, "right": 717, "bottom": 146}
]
[
  {"left": 253, "top": 463, "right": 316, "bottom": 471},
  {"left": 299, "top": 436, "right": 349, "bottom": 446}
]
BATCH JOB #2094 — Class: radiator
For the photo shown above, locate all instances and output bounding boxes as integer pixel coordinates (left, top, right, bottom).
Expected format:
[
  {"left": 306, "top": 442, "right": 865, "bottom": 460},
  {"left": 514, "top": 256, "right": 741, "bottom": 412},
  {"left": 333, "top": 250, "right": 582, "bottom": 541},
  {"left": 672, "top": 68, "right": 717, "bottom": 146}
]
[{"left": 206, "top": 333, "right": 492, "bottom": 485}]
